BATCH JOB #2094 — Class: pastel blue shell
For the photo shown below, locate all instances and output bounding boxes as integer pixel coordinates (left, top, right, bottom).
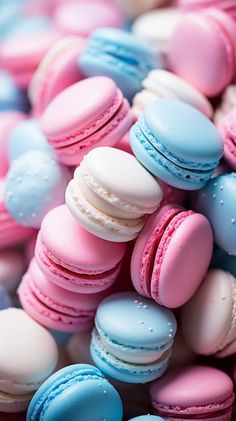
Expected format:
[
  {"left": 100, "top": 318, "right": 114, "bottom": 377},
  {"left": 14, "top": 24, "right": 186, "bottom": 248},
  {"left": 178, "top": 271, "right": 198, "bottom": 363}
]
[
  {"left": 27, "top": 364, "right": 123, "bottom": 421},
  {"left": 194, "top": 173, "right": 236, "bottom": 255},
  {"left": 8, "top": 119, "right": 54, "bottom": 162},
  {"left": 4, "top": 151, "right": 70, "bottom": 228},
  {"left": 130, "top": 99, "right": 223, "bottom": 190},
  {"left": 79, "top": 28, "right": 163, "bottom": 101}
]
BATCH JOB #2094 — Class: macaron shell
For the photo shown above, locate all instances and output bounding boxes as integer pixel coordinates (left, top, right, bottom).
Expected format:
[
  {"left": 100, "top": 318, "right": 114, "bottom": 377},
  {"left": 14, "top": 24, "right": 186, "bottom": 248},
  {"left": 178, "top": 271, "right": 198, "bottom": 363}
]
[
  {"left": 150, "top": 365, "right": 234, "bottom": 413},
  {"left": 219, "top": 108, "right": 236, "bottom": 170},
  {"left": 153, "top": 211, "right": 213, "bottom": 308},
  {"left": 181, "top": 269, "right": 236, "bottom": 355},
  {"left": 168, "top": 11, "right": 235, "bottom": 97}
]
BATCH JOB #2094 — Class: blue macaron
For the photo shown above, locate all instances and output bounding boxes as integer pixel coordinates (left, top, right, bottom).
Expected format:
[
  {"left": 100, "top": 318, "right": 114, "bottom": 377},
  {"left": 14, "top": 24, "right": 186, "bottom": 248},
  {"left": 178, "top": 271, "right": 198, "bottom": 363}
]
[
  {"left": 90, "top": 292, "right": 177, "bottom": 383},
  {"left": 0, "top": 70, "right": 28, "bottom": 112},
  {"left": 79, "top": 28, "right": 162, "bottom": 101},
  {"left": 130, "top": 99, "right": 223, "bottom": 190},
  {"left": 27, "top": 364, "right": 123, "bottom": 421},
  {"left": 0, "top": 285, "right": 12, "bottom": 310},
  {"left": 194, "top": 173, "right": 236, "bottom": 255},
  {"left": 4, "top": 151, "right": 70, "bottom": 228},
  {"left": 8, "top": 118, "right": 54, "bottom": 162},
  {"left": 128, "top": 417, "right": 165, "bottom": 421}
]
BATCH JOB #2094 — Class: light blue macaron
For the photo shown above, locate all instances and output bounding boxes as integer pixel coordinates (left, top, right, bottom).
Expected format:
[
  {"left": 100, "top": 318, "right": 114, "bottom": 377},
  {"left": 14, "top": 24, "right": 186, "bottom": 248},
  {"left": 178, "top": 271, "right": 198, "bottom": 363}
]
[
  {"left": 130, "top": 99, "right": 223, "bottom": 190},
  {"left": 0, "top": 285, "right": 12, "bottom": 310},
  {"left": 7, "top": 15, "right": 51, "bottom": 38},
  {"left": 8, "top": 119, "right": 54, "bottom": 162},
  {"left": 4, "top": 151, "right": 70, "bottom": 228},
  {"left": 194, "top": 173, "right": 236, "bottom": 255},
  {"left": 79, "top": 28, "right": 162, "bottom": 101},
  {"left": 0, "top": 1, "right": 24, "bottom": 40},
  {"left": 128, "top": 416, "right": 165, "bottom": 421},
  {"left": 0, "top": 71, "right": 28, "bottom": 112},
  {"left": 27, "top": 364, "right": 123, "bottom": 421},
  {"left": 90, "top": 292, "right": 177, "bottom": 383}
]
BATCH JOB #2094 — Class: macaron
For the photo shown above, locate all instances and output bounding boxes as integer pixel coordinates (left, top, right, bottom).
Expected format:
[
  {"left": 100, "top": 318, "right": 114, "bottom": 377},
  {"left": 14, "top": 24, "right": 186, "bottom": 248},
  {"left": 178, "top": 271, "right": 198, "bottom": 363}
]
[
  {"left": 54, "top": 0, "right": 123, "bottom": 37},
  {"left": 0, "top": 249, "right": 25, "bottom": 293},
  {"left": 168, "top": 9, "right": 236, "bottom": 97},
  {"left": 79, "top": 28, "right": 160, "bottom": 102},
  {"left": 130, "top": 99, "right": 223, "bottom": 190},
  {"left": 0, "top": 71, "right": 28, "bottom": 112},
  {"left": 179, "top": 0, "right": 236, "bottom": 20},
  {"left": 132, "top": 69, "right": 213, "bottom": 120},
  {"left": 194, "top": 173, "right": 236, "bottom": 255},
  {"left": 181, "top": 269, "right": 236, "bottom": 357},
  {"left": 18, "top": 258, "right": 116, "bottom": 333},
  {"left": 0, "top": 28, "right": 60, "bottom": 89},
  {"left": 132, "top": 8, "right": 183, "bottom": 55},
  {"left": 0, "top": 285, "right": 12, "bottom": 310},
  {"left": 65, "top": 147, "right": 163, "bottom": 242},
  {"left": 0, "top": 308, "right": 58, "bottom": 413},
  {"left": 128, "top": 417, "right": 165, "bottom": 421},
  {"left": 219, "top": 107, "right": 236, "bottom": 170},
  {"left": 0, "top": 179, "right": 34, "bottom": 250},
  {"left": 8, "top": 118, "right": 53, "bottom": 162},
  {"left": 0, "top": 111, "right": 26, "bottom": 177},
  {"left": 131, "top": 204, "right": 213, "bottom": 308},
  {"left": 26, "top": 364, "right": 123, "bottom": 421},
  {"left": 40, "top": 76, "right": 132, "bottom": 166},
  {"left": 29, "top": 36, "right": 85, "bottom": 116},
  {"left": 214, "top": 84, "right": 236, "bottom": 125},
  {"left": 150, "top": 365, "right": 234, "bottom": 420},
  {"left": 90, "top": 291, "right": 177, "bottom": 383},
  {"left": 4, "top": 151, "right": 71, "bottom": 228},
  {"left": 35, "top": 204, "right": 126, "bottom": 293}
]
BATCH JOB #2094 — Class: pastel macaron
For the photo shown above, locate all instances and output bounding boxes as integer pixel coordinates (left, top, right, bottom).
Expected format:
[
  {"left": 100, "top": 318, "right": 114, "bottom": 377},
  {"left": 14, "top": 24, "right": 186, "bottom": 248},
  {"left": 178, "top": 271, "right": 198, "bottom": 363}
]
[
  {"left": 79, "top": 28, "right": 161, "bottom": 102},
  {"left": 132, "top": 69, "right": 213, "bottom": 120},
  {"left": 4, "top": 151, "right": 71, "bottom": 228},
  {"left": 8, "top": 118, "right": 53, "bottom": 162},
  {"left": 0, "top": 308, "right": 58, "bottom": 413},
  {"left": 41, "top": 76, "right": 132, "bottom": 166},
  {"left": 179, "top": 0, "right": 236, "bottom": 19},
  {"left": 131, "top": 204, "right": 213, "bottom": 308},
  {"left": 35, "top": 204, "right": 126, "bottom": 293},
  {"left": 90, "top": 291, "right": 177, "bottom": 383},
  {"left": 54, "top": 0, "right": 123, "bottom": 37},
  {"left": 194, "top": 173, "right": 236, "bottom": 255},
  {"left": 169, "top": 9, "right": 236, "bottom": 97},
  {"left": 0, "top": 111, "right": 26, "bottom": 177},
  {"left": 181, "top": 269, "right": 236, "bottom": 357},
  {"left": 27, "top": 364, "right": 123, "bottom": 421},
  {"left": 18, "top": 258, "right": 116, "bottom": 333},
  {"left": 66, "top": 147, "right": 163, "bottom": 242},
  {"left": 150, "top": 365, "right": 234, "bottom": 420},
  {"left": 130, "top": 99, "right": 223, "bottom": 190},
  {"left": 29, "top": 36, "right": 85, "bottom": 116},
  {"left": 219, "top": 107, "right": 236, "bottom": 170},
  {"left": 128, "top": 417, "right": 165, "bottom": 421},
  {"left": 0, "top": 249, "right": 25, "bottom": 293}
]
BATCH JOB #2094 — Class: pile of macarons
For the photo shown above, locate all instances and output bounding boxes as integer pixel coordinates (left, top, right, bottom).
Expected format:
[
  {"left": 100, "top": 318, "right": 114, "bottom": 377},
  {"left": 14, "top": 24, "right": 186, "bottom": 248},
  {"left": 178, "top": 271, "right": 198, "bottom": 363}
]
[{"left": 1, "top": 0, "right": 236, "bottom": 420}]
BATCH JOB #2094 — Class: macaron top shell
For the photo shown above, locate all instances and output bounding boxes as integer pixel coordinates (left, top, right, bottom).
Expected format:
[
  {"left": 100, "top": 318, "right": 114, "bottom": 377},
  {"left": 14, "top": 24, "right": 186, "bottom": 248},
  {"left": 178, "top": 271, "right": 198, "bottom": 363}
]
[
  {"left": 0, "top": 308, "right": 58, "bottom": 385},
  {"left": 142, "top": 99, "right": 223, "bottom": 164},
  {"left": 129, "top": 417, "right": 165, "bottom": 421},
  {"left": 150, "top": 365, "right": 234, "bottom": 412},
  {"left": 95, "top": 292, "right": 177, "bottom": 350},
  {"left": 40, "top": 204, "right": 126, "bottom": 274},
  {"left": 41, "top": 77, "right": 123, "bottom": 140},
  {"left": 181, "top": 269, "right": 236, "bottom": 356},
  {"left": 81, "top": 147, "right": 163, "bottom": 212}
]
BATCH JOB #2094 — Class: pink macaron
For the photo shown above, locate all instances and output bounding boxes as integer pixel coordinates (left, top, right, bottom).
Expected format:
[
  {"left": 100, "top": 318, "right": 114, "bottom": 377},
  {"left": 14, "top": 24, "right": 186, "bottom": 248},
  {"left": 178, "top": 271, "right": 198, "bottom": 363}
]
[
  {"left": 35, "top": 204, "right": 126, "bottom": 293},
  {"left": 54, "top": 0, "right": 123, "bottom": 38},
  {"left": 40, "top": 76, "right": 132, "bottom": 166},
  {"left": 150, "top": 365, "right": 235, "bottom": 420},
  {"left": 131, "top": 204, "right": 213, "bottom": 308},
  {"left": 0, "top": 179, "right": 35, "bottom": 250},
  {"left": 179, "top": 0, "right": 236, "bottom": 21},
  {"left": 29, "top": 36, "right": 85, "bottom": 116},
  {"left": 168, "top": 8, "right": 236, "bottom": 97},
  {"left": 0, "top": 111, "right": 26, "bottom": 178},
  {"left": 18, "top": 259, "right": 113, "bottom": 333},
  {"left": 219, "top": 106, "right": 236, "bottom": 170},
  {"left": 0, "top": 29, "right": 61, "bottom": 89}
]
